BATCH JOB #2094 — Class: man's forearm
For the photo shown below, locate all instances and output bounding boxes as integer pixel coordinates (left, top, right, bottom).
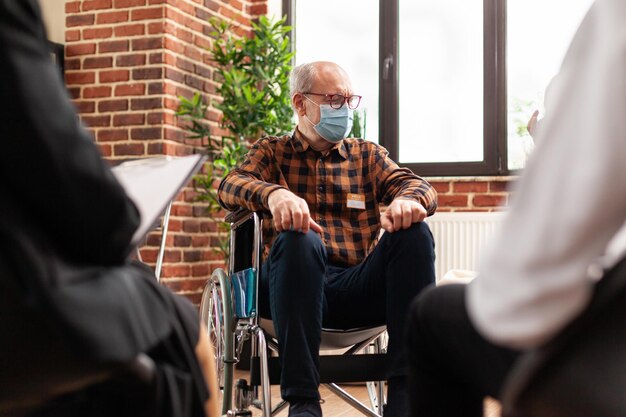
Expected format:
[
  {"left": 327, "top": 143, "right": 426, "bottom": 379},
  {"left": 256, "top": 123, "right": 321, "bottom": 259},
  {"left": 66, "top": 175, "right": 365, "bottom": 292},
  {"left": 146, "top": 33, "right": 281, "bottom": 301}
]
[{"left": 218, "top": 171, "right": 285, "bottom": 212}]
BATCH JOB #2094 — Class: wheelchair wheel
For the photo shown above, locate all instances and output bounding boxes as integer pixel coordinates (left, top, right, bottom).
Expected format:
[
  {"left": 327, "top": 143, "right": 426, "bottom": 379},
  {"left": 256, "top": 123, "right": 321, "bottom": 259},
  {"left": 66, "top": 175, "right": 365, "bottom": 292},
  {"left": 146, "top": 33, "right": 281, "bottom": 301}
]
[{"left": 200, "top": 268, "right": 235, "bottom": 415}]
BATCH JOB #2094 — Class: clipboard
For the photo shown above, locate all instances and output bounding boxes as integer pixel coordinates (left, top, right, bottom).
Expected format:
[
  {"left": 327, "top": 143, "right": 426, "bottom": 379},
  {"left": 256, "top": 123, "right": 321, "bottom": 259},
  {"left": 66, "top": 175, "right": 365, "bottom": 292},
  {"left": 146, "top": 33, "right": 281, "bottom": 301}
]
[{"left": 112, "top": 154, "right": 207, "bottom": 246}]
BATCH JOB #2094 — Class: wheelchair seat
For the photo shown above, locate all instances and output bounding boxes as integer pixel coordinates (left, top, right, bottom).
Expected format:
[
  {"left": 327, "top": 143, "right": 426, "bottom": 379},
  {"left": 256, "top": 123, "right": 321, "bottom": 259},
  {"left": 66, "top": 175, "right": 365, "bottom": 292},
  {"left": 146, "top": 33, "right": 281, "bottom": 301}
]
[
  {"left": 259, "top": 318, "right": 386, "bottom": 351},
  {"left": 200, "top": 209, "right": 388, "bottom": 417}
]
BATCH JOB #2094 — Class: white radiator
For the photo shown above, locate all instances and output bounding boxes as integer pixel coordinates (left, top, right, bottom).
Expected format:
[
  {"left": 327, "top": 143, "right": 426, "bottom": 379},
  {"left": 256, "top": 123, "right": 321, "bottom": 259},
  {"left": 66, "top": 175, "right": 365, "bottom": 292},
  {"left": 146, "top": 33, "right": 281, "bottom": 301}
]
[{"left": 425, "top": 212, "right": 506, "bottom": 281}]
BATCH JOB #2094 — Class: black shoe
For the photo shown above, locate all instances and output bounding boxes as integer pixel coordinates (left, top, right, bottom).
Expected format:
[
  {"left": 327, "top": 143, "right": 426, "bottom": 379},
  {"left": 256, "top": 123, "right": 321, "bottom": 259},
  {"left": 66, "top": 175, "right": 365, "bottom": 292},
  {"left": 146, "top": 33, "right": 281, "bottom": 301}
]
[
  {"left": 288, "top": 400, "right": 322, "bottom": 417},
  {"left": 384, "top": 377, "right": 409, "bottom": 417}
]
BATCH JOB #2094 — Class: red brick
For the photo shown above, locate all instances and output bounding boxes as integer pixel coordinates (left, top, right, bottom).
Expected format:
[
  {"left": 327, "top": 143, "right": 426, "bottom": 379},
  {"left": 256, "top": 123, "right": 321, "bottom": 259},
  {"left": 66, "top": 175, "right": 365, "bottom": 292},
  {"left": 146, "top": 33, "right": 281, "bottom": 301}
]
[
  {"left": 148, "top": 0, "right": 166, "bottom": 4},
  {"left": 131, "top": 127, "right": 162, "bottom": 140},
  {"left": 164, "top": 37, "right": 184, "bottom": 54},
  {"left": 204, "top": 0, "right": 219, "bottom": 12},
  {"left": 160, "top": 264, "right": 191, "bottom": 278},
  {"left": 147, "top": 142, "right": 163, "bottom": 154},
  {"left": 116, "top": 53, "right": 147, "bottom": 67},
  {"left": 164, "top": 67, "right": 184, "bottom": 83},
  {"left": 114, "top": 24, "right": 145, "bottom": 37},
  {"left": 176, "top": 57, "right": 194, "bottom": 72},
  {"left": 438, "top": 195, "right": 468, "bottom": 208},
  {"left": 174, "top": 235, "right": 192, "bottom": 247},
  {"left": 247, "top": 3, "right": 267, "bottom": 15},
  {"left": 131, "top": 7, "right": 163, "bottom": 21},
  {"left": 453, "top": 181, "right": 488, "bottom": 193},
  {"left": 65, "top": 72, "right": 95, "bottom": 85},
  {"left": 83, "top": 56, "right": 113, "bottom": 69},
  {"left": 230, "top": 0, "right": 243, "bottom": 10},
  {"left": 147, "top": 21, "right": 165, "bottom": 35},
  {"left": 82, "top": 115, "right": 111, "bottom": 127},
  {"left": 98, "top": 143, "right": 112, "bottom": 157},
  {"left": 99, "top": 69, "right": 130, "bottom": 83},
  {"left": 99, "top": 99, "right": 129, "bottom": 112},
  {"left": 68, "top": 87, "right": 82, "bottom": 99},
  {"left": 83, "top": 27, "right": 113, "bottom": 40},
  {"left": 182, "top": 220, "right": 200, "bottom": 233},
  {"left": 66, "top": 2, "right": 81, "bottom": 13},
  {"left": 191, "top": 236, "right": 209, "bottom": 247},
  {"left": 489, "top": 181, "right": 512, "bottom": 192},
  {"left": 147, "top": 82, "right": 163, "bottom": 95},
  {"left": 113, "top": 113, "right": 145, "bottom": 126},
  {"left": 182, "top": 251, "right": 203, "bottom": 263},
  {"left": 114, "top": 143, "right": 145, "bottom": 156},
  {"left": 172, "top": 204, "right": 193, "bottom": 216},
  {"left": 132, "top": 37, "right": 163, "bottom": 51},
  {"left": 96, "top": 10, "right": 128, "bottom": 24},
  {"left": 184, "top": 74, "right": 203, "bottom": 91},
  {"left": 131, "top": 97, "right": 161, "bottom": 110},
  {"left": 66, "top": 43, "right": 96, "bottom": 57},
  {"left": 149, "top": 52, "right": 164, "bottom": 64},
  {"left": 192, "top": 264, "right": 210, "bottom": 277},
  {"left": 428, "top": 181, "right": 450, "bottom": 193},
  {"left": 74, "top": 101, "right": 96, "bottom": 113},
  {"left": 113, "top": 0, "right": 146, "bottom": 7},
  {"left": 115, "top": 83, "right": 146, "bottom": 96},
  {"left": 82, "top": 0, "right": 112, "bottom": 11},
  {"left": 66, "top": 30, "right": 81, "bottom": 42},
  {"left": 164, "top": 250, "right": 183, "bottom": 263},
  {"left": 83, "top": 86, "right": 112, "bottom": 98},
  {"left": 147, "top": 112, "right": 164, "bottom": 124},
  {"left": 99, "top": 40, "right": 129, "bottom": 53},
  {"left": 98, "top": 129, "right": 129, "bottom": 141},
  {"left": 473, "top": 195, "right": 507, "bottom": 208},
  {"left": 64, "top": 59, "right": 81, "bottom": 70},
  {"left": 195, "top": 65, "right": 212, "bottom": 79},
  {"left": 66, "top": 14, "right": 95, "bottom": 27},
  {"left": 132, "top": 67, "right": 162, "bottom": 80}
]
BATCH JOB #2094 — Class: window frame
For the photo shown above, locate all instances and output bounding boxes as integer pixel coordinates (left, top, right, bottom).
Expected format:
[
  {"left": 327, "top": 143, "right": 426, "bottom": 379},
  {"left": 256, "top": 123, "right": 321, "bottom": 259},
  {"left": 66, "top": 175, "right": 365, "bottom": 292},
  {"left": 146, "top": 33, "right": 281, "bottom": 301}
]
[{"left": 285, "top": 0, "right": 510, "bottom": 177}]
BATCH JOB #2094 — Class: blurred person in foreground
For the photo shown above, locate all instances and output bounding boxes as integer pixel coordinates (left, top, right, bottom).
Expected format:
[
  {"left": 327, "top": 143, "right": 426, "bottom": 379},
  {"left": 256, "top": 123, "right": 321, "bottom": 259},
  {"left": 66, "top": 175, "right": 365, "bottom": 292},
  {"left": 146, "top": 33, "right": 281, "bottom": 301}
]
[
  {"left": 218, "top": 61, "right": 437, "bottom": 417},
  {"left": 0, "top": 1, "right": 218, "bottom": 416},
  {"left": 406, "top": 0, "right": 626, "bottom": 415}
]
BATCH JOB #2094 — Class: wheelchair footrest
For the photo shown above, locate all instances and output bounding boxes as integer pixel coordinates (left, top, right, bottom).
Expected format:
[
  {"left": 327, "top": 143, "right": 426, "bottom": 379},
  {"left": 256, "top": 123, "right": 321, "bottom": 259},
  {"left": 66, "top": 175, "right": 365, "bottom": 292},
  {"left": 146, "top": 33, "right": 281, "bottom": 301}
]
[{"left": 249, "top": 354, "right": 387, "bottom": 385}]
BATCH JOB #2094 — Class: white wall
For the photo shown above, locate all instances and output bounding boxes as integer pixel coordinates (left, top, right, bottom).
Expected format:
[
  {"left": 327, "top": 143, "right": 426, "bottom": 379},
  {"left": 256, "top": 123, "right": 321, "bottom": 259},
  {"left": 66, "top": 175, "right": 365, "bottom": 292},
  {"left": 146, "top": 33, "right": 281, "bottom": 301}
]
[{"left": 38, "top": 0, "right": 65, "bottom": 43}]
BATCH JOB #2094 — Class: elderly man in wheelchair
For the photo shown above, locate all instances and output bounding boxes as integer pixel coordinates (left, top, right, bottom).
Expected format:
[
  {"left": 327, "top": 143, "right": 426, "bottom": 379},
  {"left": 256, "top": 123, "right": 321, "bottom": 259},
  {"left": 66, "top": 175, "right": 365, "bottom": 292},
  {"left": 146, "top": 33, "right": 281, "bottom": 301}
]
[{"left": 209, "top": 61, "right": 438, "bottom": 417}]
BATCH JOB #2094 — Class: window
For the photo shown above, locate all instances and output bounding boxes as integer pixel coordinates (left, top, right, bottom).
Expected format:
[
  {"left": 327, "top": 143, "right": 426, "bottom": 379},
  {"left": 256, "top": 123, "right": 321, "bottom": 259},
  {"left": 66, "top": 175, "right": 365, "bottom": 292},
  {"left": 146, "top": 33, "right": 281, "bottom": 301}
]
[
  {"left": 506, "top": 0, "right": 594, "bottom": 170},
  {"left": 286, "top": 0, "right": 594, "bottom": 175},
  {"left": 289, "top": 0, "right": 379, "bottom": 143}
]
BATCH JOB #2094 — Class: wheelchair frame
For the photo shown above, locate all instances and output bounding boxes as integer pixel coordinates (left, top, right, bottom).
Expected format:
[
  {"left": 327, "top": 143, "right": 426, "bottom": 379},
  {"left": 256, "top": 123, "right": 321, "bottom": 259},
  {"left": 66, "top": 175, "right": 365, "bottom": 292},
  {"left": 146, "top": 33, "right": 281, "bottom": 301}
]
[{"left": 200, "top": 209, "right": 388, "bottom": 417}]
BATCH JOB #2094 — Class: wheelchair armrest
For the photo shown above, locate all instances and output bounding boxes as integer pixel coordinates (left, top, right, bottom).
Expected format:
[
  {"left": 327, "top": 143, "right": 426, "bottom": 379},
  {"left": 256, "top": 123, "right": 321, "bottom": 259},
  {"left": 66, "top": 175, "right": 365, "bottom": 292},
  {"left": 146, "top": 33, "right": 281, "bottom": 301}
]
[{"left": 225, "top": 208, "right": 263, "bottom": 224}]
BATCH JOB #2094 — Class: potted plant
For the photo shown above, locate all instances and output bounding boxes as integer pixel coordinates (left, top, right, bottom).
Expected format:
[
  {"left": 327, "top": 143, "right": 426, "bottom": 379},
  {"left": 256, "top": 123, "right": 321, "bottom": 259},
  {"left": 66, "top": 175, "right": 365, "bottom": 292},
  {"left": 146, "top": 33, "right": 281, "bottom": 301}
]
[{"left": 177, "top": 15, "right": 294, "bottom": 259}]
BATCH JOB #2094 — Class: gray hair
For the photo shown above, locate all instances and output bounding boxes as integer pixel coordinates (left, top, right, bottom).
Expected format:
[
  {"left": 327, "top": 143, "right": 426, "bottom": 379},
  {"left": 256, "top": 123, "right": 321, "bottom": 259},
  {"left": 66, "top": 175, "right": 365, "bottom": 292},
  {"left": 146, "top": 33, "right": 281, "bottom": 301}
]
[{"left": 290, "top": 63, "right": 318, "bottom": 99}]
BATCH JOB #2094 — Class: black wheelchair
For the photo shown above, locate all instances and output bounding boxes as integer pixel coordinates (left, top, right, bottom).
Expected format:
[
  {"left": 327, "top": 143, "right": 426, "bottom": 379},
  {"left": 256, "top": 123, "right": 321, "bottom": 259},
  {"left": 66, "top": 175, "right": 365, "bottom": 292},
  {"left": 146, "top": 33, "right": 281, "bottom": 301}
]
[{"left": 199, "top": 209, "right": 388, "bottom": 416}]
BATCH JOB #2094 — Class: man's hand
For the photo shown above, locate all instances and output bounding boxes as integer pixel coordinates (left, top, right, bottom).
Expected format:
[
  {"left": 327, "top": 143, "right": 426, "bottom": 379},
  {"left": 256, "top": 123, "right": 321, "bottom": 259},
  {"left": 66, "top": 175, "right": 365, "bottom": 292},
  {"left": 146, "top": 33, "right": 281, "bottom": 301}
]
[
  {"left": 380, "top": 198, "right": 427, "bottom": 233},
  {"left": 267, "top": 189, "right": 323, "bottom": 234},
  {"left": 527, "top": 110, "right": 540, "bottom": 139}
]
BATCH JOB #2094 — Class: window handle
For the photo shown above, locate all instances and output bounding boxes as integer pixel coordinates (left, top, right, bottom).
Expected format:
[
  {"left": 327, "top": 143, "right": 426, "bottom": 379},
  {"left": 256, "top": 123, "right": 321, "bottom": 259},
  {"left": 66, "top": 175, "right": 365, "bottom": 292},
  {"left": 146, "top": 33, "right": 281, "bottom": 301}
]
[{"left": 383, "top": 54, "right": 394, "bottom": 80}]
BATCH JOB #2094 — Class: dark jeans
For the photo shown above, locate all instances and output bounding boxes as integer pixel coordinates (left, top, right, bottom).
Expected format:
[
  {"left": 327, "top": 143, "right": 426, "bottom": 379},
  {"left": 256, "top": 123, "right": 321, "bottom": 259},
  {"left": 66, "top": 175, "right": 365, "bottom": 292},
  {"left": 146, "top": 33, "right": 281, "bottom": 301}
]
[
  {"left": 259, "top": 222, "right": 436, "bottom": 400},
  {"left": 407, "top": 284, "right": 520, "bottom": 417}
]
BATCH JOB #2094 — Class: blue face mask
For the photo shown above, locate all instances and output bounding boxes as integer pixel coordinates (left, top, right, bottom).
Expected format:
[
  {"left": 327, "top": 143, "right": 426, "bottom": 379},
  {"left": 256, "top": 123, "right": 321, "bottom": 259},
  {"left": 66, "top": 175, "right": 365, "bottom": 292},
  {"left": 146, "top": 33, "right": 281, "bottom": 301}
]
[{"left": 304, "top": 97, "right": 353, "bottom": 143}]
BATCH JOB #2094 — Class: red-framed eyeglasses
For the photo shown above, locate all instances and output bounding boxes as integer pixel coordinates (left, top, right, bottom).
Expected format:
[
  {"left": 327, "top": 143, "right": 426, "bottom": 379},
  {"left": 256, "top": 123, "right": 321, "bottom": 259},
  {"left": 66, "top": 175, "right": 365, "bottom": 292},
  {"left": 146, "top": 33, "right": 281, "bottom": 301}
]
[{"left": 303, "top": 92, "right": 362, "bottom": 110}]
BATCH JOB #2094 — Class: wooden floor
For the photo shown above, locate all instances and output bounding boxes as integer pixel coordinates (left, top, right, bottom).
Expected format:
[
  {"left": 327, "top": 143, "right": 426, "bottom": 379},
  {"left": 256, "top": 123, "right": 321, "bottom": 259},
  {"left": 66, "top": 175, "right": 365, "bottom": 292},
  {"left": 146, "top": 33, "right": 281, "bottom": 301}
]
[{"left": 233, "top": 370, "right": 501, "bottom": 417}]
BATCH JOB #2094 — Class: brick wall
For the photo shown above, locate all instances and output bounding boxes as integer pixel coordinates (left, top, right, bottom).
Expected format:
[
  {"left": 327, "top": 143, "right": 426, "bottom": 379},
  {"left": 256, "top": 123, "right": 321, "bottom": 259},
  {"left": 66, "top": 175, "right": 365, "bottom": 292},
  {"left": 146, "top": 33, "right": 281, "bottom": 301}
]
[
  {"left": 64, "top": 0, "right": 268, "bottom": 304},
  {"left": 426, "top": 177, "right": 516, "bottom": 212}
]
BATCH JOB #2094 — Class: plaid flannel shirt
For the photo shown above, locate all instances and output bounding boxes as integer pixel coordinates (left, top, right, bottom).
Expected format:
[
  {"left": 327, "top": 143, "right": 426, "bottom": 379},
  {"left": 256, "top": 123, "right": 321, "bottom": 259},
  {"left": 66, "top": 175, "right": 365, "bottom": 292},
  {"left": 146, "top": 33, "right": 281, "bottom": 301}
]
[{"left": 218, "top": 131, "right": 438, "bottom": 267}]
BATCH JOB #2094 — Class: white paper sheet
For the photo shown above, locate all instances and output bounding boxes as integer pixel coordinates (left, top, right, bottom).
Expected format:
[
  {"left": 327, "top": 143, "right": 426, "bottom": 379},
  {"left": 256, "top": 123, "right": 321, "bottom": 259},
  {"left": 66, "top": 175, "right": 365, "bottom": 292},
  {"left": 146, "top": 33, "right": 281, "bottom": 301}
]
[{"left": 112, "top": 154, "right": 207, "bottom": 245}]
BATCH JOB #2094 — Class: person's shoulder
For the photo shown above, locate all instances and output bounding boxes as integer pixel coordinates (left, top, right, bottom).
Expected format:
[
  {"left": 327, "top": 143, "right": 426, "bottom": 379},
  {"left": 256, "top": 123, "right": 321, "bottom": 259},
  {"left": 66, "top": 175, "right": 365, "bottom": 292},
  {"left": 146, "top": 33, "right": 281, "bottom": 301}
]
[{"left": 343, "top": 138, "right": 389, "bottom": 155}]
